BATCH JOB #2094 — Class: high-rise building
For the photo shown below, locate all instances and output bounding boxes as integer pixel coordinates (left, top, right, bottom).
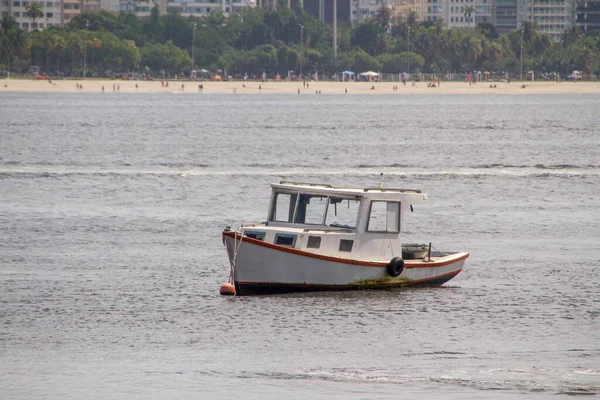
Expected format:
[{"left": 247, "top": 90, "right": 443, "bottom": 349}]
[
  {"left": 119, "top": 0, "right": 252, "bottom": 17},
  {"left": 422, "top": 0, "right": 442, "bottom": 22},
  {"left": 577, "top": 0, "right": 600, "bottom": 32},
  {"left": 526, "top": 0, "right": 575, "bottom": 40},
  {"left": 1, "top": 0, "right": 63, "bottom": 30},
  {"left": 303, "top": 0, "right": 351, "bottom": 23},
  {"left": 493, "top": 0, "right": 518, "bottom": 32},
  {"left": 444, "top": 0, "right": 492, "bottom": 29},
  {"left": 391, "top": 0, "right": 423, "bottom": 22},
  {"left": 61, "top": 0, "right": 81, "bottom": 25}
]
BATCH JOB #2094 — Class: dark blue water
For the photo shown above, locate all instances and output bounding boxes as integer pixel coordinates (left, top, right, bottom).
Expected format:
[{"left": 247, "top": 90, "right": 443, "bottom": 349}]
[{"left": 1, "top": 93, "right": 599, "bottom": 399}]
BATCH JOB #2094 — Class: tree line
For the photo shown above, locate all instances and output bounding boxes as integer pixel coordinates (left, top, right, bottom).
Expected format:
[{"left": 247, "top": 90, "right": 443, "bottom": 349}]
[{"left": 1, "top": 4, "right": 599, "bottom": 79}]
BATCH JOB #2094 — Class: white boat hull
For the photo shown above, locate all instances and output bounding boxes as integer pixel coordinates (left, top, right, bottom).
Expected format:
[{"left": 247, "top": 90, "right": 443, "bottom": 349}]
[{"left": 223, "top": 231, "right": 469, "bottom": 295}]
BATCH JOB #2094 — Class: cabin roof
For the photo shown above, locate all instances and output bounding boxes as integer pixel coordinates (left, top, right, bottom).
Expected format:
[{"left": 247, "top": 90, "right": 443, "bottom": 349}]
[{"left": 272, "top": 181, "right": 428, "bottom": 202}]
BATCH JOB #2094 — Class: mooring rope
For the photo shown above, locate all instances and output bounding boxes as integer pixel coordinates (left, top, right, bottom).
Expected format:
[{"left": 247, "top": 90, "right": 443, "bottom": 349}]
[{"left": 228, "top": 228, "right": 244, "bottom": 288}]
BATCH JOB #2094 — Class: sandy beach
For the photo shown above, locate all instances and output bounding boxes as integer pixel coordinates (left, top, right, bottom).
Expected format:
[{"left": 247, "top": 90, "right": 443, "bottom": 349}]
[{"left": 2, "top": 78, "right": 600, "bottom": 95}]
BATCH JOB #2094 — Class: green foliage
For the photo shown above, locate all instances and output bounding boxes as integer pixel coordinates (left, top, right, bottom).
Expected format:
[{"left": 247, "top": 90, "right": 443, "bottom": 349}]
[
  {"left": 25, "top": 2, "right": 44, "bottom": 25},
  {"left": 2, "top": 8, "right": 600, "bottom": 78},
  {"left": 1, "top": 16, "right": 31, "bottom": 71},
  {"left": 351, "top": 22, "right": 389, "bottom": 56},
  {"left": 141, "top": 41, "right": 190, "bottom": 72}
]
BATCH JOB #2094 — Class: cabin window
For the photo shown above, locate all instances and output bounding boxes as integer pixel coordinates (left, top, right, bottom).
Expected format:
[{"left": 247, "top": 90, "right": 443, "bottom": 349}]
[
  {"left": 307, "top": 236, "right": 321, "bottom": 249},
  {"left": 325, "top": 197, "right": 360, "bottom": 229},
  {"left": 271, "top": 192, "right": 298, "bottom": 223},
  {"left": 244, "top": 231, "right": 265, "bottom": 241},
  {"left": 339, "top": 239, "right": 354, "bottom": 252},
  {"left": 294, "top": 194, "right": 327, "bottom": 225},
  {"left": 274, "top": 233, "right": 297, "bottom": 247},
  {"left": 367, "top": 201, "right": 401, "bottom": 232}
]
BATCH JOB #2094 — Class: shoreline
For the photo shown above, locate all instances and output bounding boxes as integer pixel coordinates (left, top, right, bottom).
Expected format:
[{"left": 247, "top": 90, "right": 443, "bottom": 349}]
[{"left": 2, "top": 78, "right": 600, "bottom": 94}]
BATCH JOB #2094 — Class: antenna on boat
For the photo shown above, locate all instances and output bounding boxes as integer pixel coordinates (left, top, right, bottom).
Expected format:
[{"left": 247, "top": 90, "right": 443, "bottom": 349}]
[{"left": 378, "top": 173, "right": 384, "bottom": 189}]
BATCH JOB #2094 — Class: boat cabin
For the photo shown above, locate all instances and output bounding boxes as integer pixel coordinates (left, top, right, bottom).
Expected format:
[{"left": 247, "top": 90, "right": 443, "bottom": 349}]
[
  {"left": 238, "top": 182, "right": 428, "bottom": 260},
  {"left": 266, "top": 182, "right": 427, "bottom": 233}
]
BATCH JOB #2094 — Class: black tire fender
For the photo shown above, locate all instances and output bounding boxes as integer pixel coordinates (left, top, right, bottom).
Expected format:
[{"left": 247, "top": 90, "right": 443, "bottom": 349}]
[{"left": 387, "top": 257, "right": 404, "bottom": 277}]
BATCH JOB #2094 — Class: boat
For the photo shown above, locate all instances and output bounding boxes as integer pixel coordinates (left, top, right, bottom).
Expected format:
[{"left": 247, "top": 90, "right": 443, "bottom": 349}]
[{"left": 221, "top": 181, "right": 469, "bottom": 296}]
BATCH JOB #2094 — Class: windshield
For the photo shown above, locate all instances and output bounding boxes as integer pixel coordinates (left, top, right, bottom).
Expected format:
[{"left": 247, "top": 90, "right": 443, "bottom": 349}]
[
  {"left": 325, "top": 197, "right": 360, "bottom": 229},
  {"left": 269, "top": 192, "right": 360, "bottom": 229}
]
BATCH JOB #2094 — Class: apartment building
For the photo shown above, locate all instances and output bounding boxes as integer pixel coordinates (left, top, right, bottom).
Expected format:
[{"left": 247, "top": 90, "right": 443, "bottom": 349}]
[
  {"left": 444, "top": 0, "right": 493, "bottom": 28},
  {"left": 350, "top": 0, "right": 391, "bottom": 24},
  {"left": 421, "top": 0, "right": 442, "bottom": 21},
  {"left": 391, "top": 0, "right": 423, "bottom": 22},
  {"left": 0, "top": 0, "right": 63, "bottom": 30},
  {"left": 529, "top": 0, "right": 575, "bottom": 40},
  {"left": 392, "top": 0, "right": 573, "bottom": 38},
  {"left": 82, "top": 0, "right": 120, "bottom": 11},
  {"left": 119, "top": 0, "right": 250, "bottom": 17},
  {"left": 577, "top": 0, "right": 600, "bottom": 32}
]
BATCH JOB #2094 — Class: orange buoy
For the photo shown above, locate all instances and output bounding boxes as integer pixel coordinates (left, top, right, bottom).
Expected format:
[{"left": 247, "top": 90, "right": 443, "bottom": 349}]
[{"left": 219, "top": 283, "right": 236, "bottom": 296}]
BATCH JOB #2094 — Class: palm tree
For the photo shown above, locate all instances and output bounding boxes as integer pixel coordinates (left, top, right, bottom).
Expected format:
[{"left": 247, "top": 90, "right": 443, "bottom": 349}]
[
  {"left": 532, "top": 34, "right": 552, "bottom": 58},
  {"left": 460, "top": 34, "right": 483, "bottom": 66},
  {"left": 25, "top": 2, "right": 44, "bottom": 29},
  {"left": 0, "top": 16, "right": 31, "bottom": 72},
  {"left": 463, "top": 5, "right": 475, "bottom": 29},
  {"left": 561, "top": 25, "right": 581, "bottom": 49},
  {"left": 88, "top": 37, "right": 102, "bottom": 69},
  {"left": 43, "top": 31, "right": 55, "bottom": 72},
  {"left": 52, "top": 35, "right": 67, "bottom": 73}
]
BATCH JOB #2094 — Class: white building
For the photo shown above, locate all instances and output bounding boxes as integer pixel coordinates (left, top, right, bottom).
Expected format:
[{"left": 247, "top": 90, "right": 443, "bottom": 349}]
[
  {"left": 527, "top": 0, "right": 575, "bottom": 40},
  {"left": 117, "top": 0, "right": 250, "bottom": 17},
  {"left": 0, "top": 0, "right": 63, "bottom": 30},
  {"left": 351, "top": 0, "right": 392, "bottom": 24},
  {"left": 444, "top": 0, "right": 493, "bottom": 28}
]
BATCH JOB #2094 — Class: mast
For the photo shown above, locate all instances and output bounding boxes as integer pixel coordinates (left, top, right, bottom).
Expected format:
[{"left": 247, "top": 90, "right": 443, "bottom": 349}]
[{"left": 333, "top": 0, "right": 337, "bottom": 59}]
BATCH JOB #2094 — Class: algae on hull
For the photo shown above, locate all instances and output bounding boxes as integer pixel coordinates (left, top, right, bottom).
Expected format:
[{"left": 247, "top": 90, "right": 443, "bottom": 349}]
[{"left": 351, "top": 275, "right": 411, "bottom": 289}]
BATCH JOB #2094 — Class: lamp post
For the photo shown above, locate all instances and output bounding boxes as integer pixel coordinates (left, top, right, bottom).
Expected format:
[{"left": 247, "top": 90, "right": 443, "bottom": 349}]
[
  {"left": 191, "top": 22, "right": 196, "bottom": 79},
  {"left": 520, "top": 26, "right": 524, "bottom": 81},
  {"left": 83, "top": 19, "right": 89, "bottom": 79},
  {"left": 333, "top": 0, "right": 337, "bottom": 59},
  {"left": 0, "top": 25, "right": 5, "bottom": 78},
  {"left": 407, "top": 25, "right": 411, "bottom": 74},
  {"left": 299, "top": 24, "right": 303, "bottom": 79}
]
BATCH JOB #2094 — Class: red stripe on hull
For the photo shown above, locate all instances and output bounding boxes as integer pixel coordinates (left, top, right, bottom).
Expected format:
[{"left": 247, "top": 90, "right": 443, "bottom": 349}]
[{"left": 223, "top": 231, "right": 469, "bottom": 268}]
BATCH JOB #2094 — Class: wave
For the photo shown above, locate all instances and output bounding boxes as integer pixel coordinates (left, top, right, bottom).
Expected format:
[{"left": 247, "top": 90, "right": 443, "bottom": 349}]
[
  {"left": 1, "top": 163, "right": 599, "bottom": 178},
  {"left": 473, "top": 163, "right": 599, "bottom": 170},
  {"left": 234, "top": 367, "right": 599, "bottom": 396},
  {"left": 357, "top": 163, "right": 412, "bottom": 168}
]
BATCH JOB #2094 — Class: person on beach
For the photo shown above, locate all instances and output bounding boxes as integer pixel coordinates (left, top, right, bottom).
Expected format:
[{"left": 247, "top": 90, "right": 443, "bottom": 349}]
[{"left": 102, "top": 86, "right": 104, "bottom": 92}]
